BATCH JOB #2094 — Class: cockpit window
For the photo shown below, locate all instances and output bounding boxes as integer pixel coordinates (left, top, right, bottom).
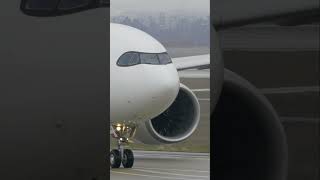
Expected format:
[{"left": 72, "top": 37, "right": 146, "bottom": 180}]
[
  {"left": 140, "top": 53, "right": 160, "bottom": 65},
  {"left": 117, "top": 52, "right": 172, "bottom": 67},
  {"left": 158, "top": 53, "right": 172, "bottom": 64},
  {"left": 117, "top": 52, "right": 140, "bottom": 66}
]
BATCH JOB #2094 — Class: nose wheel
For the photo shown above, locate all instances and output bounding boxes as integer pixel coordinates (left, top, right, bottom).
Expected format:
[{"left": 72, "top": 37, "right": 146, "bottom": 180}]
[
  {"left": 110, "top": 124, "right": 136, "bottom": 168},
  {"left": 110, "top": 149, "right": 121, "bottom": 168},
  {"left": 110, "top": 147, "right": 134, "bottom": 168}
]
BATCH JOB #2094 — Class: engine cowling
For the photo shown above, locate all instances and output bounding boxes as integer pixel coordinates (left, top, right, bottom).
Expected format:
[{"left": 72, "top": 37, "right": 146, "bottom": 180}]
[
  {"left": 210, "top": 26, "right": 287, "bottom": 180},
  {"left": 212, "top": 69, "right": 288, "bottom": 180},
  {"left": 134, "top": 83, "right": 200, "bottom": 144}
]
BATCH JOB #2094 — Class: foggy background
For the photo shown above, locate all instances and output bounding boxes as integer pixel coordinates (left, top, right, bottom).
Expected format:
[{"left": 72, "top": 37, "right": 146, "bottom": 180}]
[
  {"left": 111, "top": 0, "right": 210, "bottom": 57},
  {"left": 111, "top": 0, "right": 209, "bottom": 16}
]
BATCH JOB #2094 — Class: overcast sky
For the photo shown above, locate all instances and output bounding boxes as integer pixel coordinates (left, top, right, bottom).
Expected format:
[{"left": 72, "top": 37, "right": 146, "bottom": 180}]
[{"left": 111, "top": 0, "right": 209, "bottom": 16}]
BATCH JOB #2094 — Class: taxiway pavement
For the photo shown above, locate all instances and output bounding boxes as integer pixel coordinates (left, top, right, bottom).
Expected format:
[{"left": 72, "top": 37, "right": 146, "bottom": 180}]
[{"left": 110, "top": 150, "right": 210, "bottom": 180}]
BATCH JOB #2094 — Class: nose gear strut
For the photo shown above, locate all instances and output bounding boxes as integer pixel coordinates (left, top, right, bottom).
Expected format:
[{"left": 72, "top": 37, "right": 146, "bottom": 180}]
[{"left": 110, "top": 123, "right": 136, "bottom": 168}]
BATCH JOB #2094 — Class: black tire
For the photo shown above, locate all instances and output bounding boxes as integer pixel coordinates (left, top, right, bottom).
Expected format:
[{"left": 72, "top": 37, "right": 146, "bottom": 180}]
[
  {"left": 122, "top": 149, "right": 134, "bottom": 168},
  {"left": 110, "top": 149, "right": 121, "bottom": 168}
]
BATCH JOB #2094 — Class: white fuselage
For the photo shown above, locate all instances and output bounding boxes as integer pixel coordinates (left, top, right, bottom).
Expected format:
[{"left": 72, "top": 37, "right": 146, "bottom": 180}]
[{"left": 110, "top": 23, "right": 180, "bottom": 124}]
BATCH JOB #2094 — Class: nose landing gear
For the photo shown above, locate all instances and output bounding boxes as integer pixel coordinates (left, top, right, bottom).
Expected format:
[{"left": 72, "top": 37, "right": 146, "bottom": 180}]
[
  {"left": 110, "top": 139, "right": 134, "bottom": 168},
  {"left": 110, "top": 123, "right": 136, "bottom": 168}
]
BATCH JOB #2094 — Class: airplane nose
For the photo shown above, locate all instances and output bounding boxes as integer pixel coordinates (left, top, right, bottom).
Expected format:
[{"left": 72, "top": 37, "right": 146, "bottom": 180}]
[
  {"left": 110, "top": 63, "right": 180, "bottom": 123},
  {"left": 142, "top": 64, "right": 180, "bottom": 118}
]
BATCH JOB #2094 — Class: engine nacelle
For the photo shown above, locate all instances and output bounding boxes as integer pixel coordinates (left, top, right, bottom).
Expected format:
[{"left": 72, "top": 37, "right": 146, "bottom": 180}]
[
  {"left": 134, "top": 83, "right": 200, "bottom": 144},
  {"left": 212, "top": 69, "right": 288, "bottom": 180}
]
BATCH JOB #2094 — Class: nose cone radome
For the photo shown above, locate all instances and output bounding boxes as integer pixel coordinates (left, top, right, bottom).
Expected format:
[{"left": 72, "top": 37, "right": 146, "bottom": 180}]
[
  {"left": 141, "top": 64, "right": 180, "bottom": 119},
  {"left": 110, "top": 63, "right": 180, "bottom": 123}
]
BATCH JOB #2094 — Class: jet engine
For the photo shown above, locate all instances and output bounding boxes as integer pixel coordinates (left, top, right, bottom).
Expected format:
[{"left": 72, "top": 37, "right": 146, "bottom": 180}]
[
  {"left": 209, "top": 25, "right": 288, "bottom": 180},
  {"left": 134, "top": 83, "right": 200, "bottom": 144},
  {"left": 212, "top": 69, "right": 288, "bottom": 180}
]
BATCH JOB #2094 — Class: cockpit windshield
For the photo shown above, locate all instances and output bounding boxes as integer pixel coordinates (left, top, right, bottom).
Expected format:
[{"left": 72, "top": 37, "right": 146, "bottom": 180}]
[{"left": 117, "top": 52, "right": 172, "bottom": 66}]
